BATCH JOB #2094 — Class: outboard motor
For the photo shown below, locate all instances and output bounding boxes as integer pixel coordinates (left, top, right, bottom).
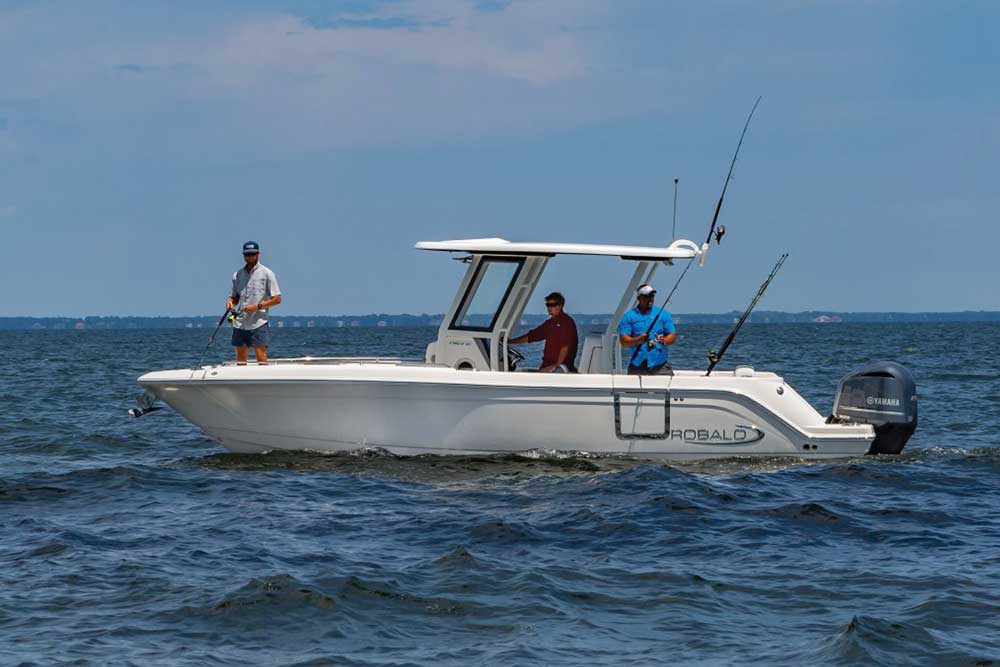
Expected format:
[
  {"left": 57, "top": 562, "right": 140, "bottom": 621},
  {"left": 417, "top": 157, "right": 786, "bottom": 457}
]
[{"left": 831, "top": 361, "right": 917, "bottom": 455}]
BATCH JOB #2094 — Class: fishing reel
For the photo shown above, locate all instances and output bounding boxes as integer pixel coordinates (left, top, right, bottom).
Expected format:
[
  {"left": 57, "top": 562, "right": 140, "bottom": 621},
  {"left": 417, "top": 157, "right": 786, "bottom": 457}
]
[
  {"left": 714, "top": 224, "right": 726, "bottom": 245},
  {"left": 645, "top": 333, "right": 665, "bottom": 350},
  {"left": 227, "top": 305, "right": 244, "bottom": 324}
]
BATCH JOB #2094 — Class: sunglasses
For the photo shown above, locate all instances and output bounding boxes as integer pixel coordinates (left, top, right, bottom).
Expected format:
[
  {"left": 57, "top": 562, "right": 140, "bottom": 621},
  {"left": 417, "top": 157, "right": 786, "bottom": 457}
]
[
  {"left": 244, "top": 252, "right": 259, "bottom": 257},
  {"left": 545, "top": 302, "right": 561, "bottom": 308}
]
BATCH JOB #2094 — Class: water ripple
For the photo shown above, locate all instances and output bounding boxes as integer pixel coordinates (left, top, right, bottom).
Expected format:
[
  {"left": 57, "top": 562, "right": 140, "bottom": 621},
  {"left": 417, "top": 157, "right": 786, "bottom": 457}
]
[{"left": 0, "top": 326, "right": 998, "bottom": 666}]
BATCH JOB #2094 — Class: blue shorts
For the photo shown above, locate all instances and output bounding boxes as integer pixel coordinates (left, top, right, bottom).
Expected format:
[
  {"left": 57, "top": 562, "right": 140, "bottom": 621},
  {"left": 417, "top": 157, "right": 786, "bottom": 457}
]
[{"left": 232, "top": 323, "right": 269, "bottom": 349}]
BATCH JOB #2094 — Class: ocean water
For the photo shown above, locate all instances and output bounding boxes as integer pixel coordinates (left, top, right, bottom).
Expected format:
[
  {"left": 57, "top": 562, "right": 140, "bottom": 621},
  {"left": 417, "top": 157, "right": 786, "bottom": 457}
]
[{"left": 1, "top": 323, "right": 998, "bottom": 666}]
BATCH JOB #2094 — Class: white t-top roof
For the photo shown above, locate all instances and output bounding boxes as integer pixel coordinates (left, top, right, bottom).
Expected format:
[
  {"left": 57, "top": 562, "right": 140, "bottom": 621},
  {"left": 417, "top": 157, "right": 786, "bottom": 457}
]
[{"left": 415, "top": 237, "right": 702, "bottom": 260}]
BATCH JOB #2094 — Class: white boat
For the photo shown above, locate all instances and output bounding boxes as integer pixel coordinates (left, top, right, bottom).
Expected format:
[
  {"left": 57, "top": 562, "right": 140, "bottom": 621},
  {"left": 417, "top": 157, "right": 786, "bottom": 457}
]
[{"left": 136, "top": 237, "right": 917, "bottom": 460}]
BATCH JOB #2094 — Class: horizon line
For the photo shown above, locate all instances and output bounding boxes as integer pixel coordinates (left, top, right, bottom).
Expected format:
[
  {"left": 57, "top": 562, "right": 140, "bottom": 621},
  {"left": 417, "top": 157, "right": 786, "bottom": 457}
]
[{"left": 3, "top": 309, "right": 1000, "bottom": 319}]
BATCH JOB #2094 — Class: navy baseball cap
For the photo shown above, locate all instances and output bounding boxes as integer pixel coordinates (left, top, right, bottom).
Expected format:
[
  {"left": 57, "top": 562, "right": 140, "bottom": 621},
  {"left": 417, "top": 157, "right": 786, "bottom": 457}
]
[{"left": 242, "top": 241, "right": 260, "bottom": 254}]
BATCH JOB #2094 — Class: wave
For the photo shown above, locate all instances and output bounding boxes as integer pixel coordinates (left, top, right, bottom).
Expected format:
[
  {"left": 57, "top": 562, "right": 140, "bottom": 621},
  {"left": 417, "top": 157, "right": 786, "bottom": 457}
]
[
  {"left": 757, "top": 501, "right": 847, "bottom": 523},
  {"left": 468, "top": 518, "right": 542, "bottom": 544},
  {"left": 215, "top": 575, "right": 336, "bottom": 613},
  {"left": 185, "top": 448, "right": 625, "bottom": 481},
  {"left": 808, "top": 614, "right": 992, "bottom": 666},
  {"left": 340, "top": 576, "right": 469, "bottom": 617},
  {"left": 430, "top": 544, "right": 479, "bottom": 567},
  {"left": 925, "top": 372, "right": 1000, "bottom": 382},
  {"left": 642, "top": 495, "right": 706, "bottom": 513},
  {"left": 178, "top": 444, "right": 1000, "bottom": 490},
  {"left": 171, "top": 574, "right": 336, "bottom": 621},
  {"left": 0, "top": 484, "right": 68, "bottom": 502},
  {"left": 896, "top": 446, "right": 1000, "bottom": 473},
  {"left": 172, "top": 572, "right": 473, "bottom": 625}
]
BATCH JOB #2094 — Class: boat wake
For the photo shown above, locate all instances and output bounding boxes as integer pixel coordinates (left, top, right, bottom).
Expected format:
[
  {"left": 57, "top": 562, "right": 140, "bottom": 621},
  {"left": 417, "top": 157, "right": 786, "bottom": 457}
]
[
  {"left": 182, "top": 448, "right": 623, "bottom": 480},
  {"left": 177, "top": 444, "right": 1000, "bottom": 484}
]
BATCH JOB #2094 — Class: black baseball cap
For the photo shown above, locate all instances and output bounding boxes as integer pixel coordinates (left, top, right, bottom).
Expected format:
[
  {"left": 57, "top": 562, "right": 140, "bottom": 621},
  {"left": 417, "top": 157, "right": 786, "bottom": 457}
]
[{"left": 242, "top": 241, "right": 260, "bottom": 254}]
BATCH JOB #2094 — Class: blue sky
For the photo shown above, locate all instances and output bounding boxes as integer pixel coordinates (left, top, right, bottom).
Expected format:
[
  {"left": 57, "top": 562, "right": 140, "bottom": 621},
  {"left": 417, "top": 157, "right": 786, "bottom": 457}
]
[{"left": 2, "top": 1, "right": 998, "bottom": 317}]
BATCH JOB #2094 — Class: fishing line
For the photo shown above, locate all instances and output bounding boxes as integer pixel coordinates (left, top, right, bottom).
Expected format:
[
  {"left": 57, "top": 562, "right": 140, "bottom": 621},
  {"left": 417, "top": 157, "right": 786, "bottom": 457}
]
[
  {"left": 628, "top": 98, "right": 762, "bottom": 365},
  {"left": 194, "top": 295, "right": 240, "bottom": 370}
]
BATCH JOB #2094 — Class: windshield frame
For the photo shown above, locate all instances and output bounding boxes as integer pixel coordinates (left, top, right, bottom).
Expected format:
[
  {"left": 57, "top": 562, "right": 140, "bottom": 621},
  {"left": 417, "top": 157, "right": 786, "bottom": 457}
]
[{"left": 448, "top": 255, "right": 526, "bottom": 333}]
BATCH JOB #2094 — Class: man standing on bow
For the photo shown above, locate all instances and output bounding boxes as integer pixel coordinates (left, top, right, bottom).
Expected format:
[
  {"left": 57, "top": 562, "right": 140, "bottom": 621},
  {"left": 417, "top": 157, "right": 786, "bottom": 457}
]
[
  {"left": 618, "top": 284, "right": 676, "bottom": 375},
  {"left": 228, "top": 241, "right": 282, "bottom": 365}
]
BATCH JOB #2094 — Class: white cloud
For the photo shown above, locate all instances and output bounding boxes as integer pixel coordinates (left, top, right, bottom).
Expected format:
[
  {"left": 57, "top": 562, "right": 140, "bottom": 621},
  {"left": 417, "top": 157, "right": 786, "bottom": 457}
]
[
  {"left": 0, "top": 1, "right": 996, "bottom": 159},
  {"left": 0, "top": 1, "right": 615, "bottom": 153},
  {"left": 200, "top": 13, "right": 585, "bottom": 88}
]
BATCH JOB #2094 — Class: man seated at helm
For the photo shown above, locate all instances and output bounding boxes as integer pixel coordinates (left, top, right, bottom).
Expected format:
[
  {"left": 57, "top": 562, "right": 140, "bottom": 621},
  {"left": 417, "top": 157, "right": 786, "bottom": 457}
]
[
  {"left": 618, "top": 284, "right": 676, "bottom": 375},
  {"left": 509, "top": 292, "right": 579, "bottom": 372}
]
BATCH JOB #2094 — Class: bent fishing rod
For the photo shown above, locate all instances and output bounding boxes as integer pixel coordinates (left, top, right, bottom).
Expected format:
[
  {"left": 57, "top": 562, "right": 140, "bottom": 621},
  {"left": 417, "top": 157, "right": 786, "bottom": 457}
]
[
  {"left": 630, "top": 97, "right": 762, "bottom": 360},
  {"left": 705, "top": 253, "right": 787, "bottom": 376}
]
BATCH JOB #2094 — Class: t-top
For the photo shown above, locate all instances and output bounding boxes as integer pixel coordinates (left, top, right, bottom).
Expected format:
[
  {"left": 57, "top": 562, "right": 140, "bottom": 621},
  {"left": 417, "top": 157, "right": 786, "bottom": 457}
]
[
  {"left": 230, "top": 263, "right": 281, "bottom": 330},
  {"left": 618, "top": 306, "right": 675, "bottom": 369},
  {"left": 522, "top": 312, "right": 579, "bottom": 370}
]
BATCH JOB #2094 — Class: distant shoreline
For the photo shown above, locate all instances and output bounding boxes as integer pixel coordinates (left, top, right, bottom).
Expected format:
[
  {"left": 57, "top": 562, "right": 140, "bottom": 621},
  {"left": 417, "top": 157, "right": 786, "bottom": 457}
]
[{"left": 2, "top": 311, "right": 999, "bottom": 330}]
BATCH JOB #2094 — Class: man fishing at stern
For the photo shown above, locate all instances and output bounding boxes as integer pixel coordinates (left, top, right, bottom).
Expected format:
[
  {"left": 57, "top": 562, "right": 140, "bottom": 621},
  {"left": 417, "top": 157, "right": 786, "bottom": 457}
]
[
  {"left": 228, "top": 241, "right": 282, "bottom": 365},
  {"left": 618, "top": 284, "right": 676, "bottom": 376}
]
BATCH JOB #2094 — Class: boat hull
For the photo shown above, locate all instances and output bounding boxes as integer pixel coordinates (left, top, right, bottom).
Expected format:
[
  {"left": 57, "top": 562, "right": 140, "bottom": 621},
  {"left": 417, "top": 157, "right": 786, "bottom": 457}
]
[{"left": 138, "top": 362, "right": 875, "bottom": 460}]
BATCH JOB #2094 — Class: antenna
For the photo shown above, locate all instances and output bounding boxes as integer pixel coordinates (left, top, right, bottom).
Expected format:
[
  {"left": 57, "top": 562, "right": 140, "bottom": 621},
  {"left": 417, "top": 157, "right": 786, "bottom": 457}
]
[{"left": 671, "top": 178, "right": 679, "bottom": 242}]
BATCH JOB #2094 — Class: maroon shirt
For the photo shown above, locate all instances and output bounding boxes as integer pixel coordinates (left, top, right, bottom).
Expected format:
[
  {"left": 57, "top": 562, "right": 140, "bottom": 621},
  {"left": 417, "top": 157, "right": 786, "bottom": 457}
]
[{"left": 524, "top": 312, "right": 578, "bottom": 370}]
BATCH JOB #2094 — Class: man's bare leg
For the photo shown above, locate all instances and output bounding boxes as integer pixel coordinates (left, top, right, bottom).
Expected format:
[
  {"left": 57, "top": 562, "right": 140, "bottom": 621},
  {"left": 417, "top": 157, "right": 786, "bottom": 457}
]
[
  {"left": 253, "top": 346, "right": 268, "bottom": 365},
  {"left": 235, "top": 346, "right": 249, "bottom": 365}
]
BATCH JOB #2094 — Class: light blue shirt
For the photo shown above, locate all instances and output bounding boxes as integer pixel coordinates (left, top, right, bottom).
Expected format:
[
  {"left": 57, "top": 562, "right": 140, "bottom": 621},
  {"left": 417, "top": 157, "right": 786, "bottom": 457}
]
[
  {"left": 230, "top": 263, "right": 281, "bottom": 330},
  {"left": 618, "top": 306, "right": 675, "bottom": 368}
]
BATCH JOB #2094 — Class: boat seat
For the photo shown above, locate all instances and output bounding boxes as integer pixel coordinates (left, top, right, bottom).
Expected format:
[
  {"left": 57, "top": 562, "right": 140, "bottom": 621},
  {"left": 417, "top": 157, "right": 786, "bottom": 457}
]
[{"left": 578, "top": 333, "right": 606, "bottom": 374}]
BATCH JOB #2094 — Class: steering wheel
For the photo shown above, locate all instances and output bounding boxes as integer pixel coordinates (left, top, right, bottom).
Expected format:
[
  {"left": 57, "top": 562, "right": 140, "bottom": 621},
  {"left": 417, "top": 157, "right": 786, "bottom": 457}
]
[{"left": 505, "top": 344, "right": 525, "bottom": 371}]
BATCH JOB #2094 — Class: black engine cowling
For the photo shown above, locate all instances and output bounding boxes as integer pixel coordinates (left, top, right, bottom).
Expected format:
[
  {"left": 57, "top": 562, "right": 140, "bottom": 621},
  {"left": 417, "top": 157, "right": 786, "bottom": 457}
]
[{"left": 831, "top": 361, "right": 917, "bottom": 455}]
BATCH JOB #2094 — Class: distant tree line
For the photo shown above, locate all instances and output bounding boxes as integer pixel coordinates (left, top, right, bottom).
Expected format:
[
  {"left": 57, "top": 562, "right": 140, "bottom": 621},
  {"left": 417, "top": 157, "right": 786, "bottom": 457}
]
[{"left": 2, "top": 311, "right": 999, "bottom": 330}]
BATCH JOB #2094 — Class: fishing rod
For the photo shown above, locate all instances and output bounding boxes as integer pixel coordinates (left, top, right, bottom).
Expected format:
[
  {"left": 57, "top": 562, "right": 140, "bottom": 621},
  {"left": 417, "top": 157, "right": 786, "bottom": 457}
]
[
  {"left": 194, "top": 294, "right": 240, "bottom": 370},
  {"left": 704, "top": 95, "right": 761, "bottom": 249},
  {"left": 131, "top": 297, "right": 241, "bottom": 418},
  {"left": 705, "top": 253, "right": 787, "bottom": 376},
  {"left": 629, "top": 98, "right": 762, "bottom": 361}
]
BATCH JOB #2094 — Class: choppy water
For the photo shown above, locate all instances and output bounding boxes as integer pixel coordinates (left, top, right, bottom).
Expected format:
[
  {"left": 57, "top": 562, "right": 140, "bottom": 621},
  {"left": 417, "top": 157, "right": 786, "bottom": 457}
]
[{"left": 2, "top": 323, "right": 998, "bottom": 666}]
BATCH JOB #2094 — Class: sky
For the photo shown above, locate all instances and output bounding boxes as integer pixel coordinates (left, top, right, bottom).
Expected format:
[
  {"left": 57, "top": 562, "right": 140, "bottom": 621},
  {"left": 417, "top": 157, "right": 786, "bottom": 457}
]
[{"left": 2, "top": 0, "right": 998, "bottom": 317}]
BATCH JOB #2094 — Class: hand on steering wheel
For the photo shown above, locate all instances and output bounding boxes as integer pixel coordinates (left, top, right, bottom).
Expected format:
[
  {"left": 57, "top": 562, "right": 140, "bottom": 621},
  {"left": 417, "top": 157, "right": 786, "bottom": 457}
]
[{"left": 506, "top": 344, "right": 525, "bottom": 369}]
